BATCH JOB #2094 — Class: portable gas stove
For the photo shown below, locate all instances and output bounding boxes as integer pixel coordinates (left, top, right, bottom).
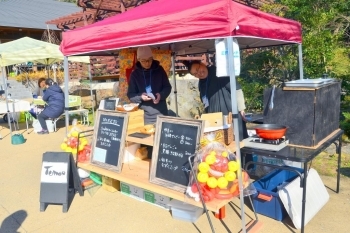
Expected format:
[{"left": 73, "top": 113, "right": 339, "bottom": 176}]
[{"left": 243, "top": 136, "right": 289, "bottom": 151}]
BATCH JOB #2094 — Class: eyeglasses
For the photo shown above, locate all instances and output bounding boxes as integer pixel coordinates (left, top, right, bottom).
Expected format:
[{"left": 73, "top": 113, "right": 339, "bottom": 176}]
[{"left": 139, "top": 58, "right": 153, "bottom": 64}]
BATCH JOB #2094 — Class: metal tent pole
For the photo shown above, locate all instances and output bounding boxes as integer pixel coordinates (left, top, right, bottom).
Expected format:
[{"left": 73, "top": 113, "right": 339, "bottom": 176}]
[
  {"left": 88, "top": 64, "right": 94, "bottom": 124},
  {"left": 225, "top": 37, "right": 247, "bottom": 233},
  {"left": 63, "top": 56, "right": 70, "bottom": 135},
  {"left": 171, "top": 44, "right": 178, "bottom": 116},
  {"left": 298, "top": 44, "right": 304, "bottom": 79},
  {"left": 1, "top": 67, "right": 13, "bottom": 139}
]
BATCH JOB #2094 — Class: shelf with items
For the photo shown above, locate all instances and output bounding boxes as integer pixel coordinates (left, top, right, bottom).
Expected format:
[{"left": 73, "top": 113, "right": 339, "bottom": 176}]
[{"left": 78, "top": 159, "right": 234, "bottom": 212}]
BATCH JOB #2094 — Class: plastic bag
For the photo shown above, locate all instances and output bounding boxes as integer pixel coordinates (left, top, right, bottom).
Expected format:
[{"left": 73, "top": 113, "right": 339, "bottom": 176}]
[{"left": 186, "top": 132, "right": 256, "bottom": 202}]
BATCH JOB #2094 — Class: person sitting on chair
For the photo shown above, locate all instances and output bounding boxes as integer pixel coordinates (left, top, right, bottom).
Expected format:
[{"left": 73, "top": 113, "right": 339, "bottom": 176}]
[
  {"left": 37, "top": 78, "right": 64, "bottom": 134},
  {"left": 33, "top": 78, "right": 46, "bottom": 98}
]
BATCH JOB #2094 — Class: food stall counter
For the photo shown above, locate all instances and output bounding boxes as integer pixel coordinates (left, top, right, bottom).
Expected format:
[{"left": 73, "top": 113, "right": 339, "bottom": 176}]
[{"left": 78, "top": 159, "right": 234, "bottom": 212}]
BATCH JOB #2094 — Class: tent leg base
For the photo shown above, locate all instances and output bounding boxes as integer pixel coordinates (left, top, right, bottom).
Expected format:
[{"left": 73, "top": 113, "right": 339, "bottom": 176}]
[{"left": 214, "top": 206, "right": 226, "bottom": 219}]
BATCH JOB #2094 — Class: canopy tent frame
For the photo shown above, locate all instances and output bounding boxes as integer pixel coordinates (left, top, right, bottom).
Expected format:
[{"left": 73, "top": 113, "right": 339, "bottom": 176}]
[
  {"left": 62, "top": 41, "right": 304, "bottom": 233},
  {"left": 60, "top": 0, "right": 303, "bottom": 232}
]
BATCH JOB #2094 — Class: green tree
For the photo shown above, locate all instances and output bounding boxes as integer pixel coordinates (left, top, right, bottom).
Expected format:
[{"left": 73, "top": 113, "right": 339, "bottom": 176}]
[
  {"left": 240, "top": 0, "right": 350, "bottom": 113},
  {"left": 274, "top": 0, "right": 349, "bottom": 77}
]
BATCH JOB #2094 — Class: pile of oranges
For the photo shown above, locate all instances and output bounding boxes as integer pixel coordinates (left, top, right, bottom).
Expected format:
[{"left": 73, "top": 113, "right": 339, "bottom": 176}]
[
  {"left": 60, "top": 130, "right": 91, "bottom": 162},
  {"left": 189, "top": 149, "right": 249, "bottom": 202}
]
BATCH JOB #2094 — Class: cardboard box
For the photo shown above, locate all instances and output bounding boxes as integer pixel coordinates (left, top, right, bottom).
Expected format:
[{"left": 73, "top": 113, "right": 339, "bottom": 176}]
[
  {"left": 123, "top": 143, "right": 140, "bottom": 163},
  {"left": 120, "top": 182, "right": 144, "bottom": 201},
  {"left": 143, "top": 190, "right": 172, "bottom": 210},
  {"left": 201, "top": 112, "right": 234, "bottom": 144},
  {"left": 126, "top": 110, "right": 144, "bottom": 131},
  {"left": 102, "top": 176, "right": 120, "bottom": 193},
  {"left": 120, "top": 182, "right": 172, "bottom": 209},
  {"left": 201, "top": 112, "right": 223, "bottom": 128}
]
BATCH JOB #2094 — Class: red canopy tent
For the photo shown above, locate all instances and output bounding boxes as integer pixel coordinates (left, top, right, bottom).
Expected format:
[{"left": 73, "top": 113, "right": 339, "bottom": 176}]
[
  {"left": 60, "top": 0, "right": 302, "bottom": 56},
  {"left": 59, "top": 1, "right": 303, "bottom": 232}
]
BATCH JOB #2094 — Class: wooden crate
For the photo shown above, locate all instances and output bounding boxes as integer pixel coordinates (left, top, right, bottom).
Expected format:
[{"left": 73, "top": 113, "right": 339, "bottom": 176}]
[
  {"left": 102, "top": 176, "right": 120, "bottom": 193},
  {"left": 126, "top": 109, "right": 144, "bottom": 132},
  {"left": 263, "top": 82, "right": 341, "bottom": 147},
  {"left": 201, "top": 112, "right": 234, "bottom": 145}
]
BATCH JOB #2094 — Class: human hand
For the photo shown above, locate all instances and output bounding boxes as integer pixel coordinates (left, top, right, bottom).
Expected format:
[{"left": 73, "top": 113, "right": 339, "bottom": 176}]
[
  {"left": 141, "top": 93, "right": 152, "bottom": 101},
  {"left": 240, "top": 110, "right": 247, "bottom": 122},
  {"left": 153, "top": 93, "right": 160, "bottom": 104}
]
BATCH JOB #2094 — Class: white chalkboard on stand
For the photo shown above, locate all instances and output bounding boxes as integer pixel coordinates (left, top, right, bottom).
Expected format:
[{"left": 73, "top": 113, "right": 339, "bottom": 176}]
[
  {"left": 91, "top": 110, "right": 129, "bottom": 173},
  {"left": 150, "top": 116, "right": 204, "bottom": 193}
]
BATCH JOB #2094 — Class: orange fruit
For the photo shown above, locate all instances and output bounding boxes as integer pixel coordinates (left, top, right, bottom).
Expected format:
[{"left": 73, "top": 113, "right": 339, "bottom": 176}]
[
  {"left": 207, "top": 177, "right": 218, "bottom": 188},
  {"left": 60, "top": 143, "right": 67, "bottom": 150},
  {"left": 198, "top": 162, "right": 210, "bottom": 173},
  {"left": 209, "top": 150, "right": 216, "bottom": 156},
  {"left": 205, "top": 154, "right": 216, "bottom": 165},
  {"left": 228, "top": 161, "right": 239, "bottom": 172},
  {"left": 224, "top": 171, "right": 236, "bottom": 181},
  {"left": 217, "top": 177, "right": 228, "bottom": 189},
  {"left": 221, "top": 151, "right": 229, "bottom": 157},
  {"left": 197, "top": 172, "right": 209, "bottom": 183}
]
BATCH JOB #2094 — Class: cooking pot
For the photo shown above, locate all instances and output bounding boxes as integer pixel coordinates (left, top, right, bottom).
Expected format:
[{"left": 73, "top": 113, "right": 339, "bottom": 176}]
[{"left": 255, "top": 124, "right": 288, "bottom": 140}]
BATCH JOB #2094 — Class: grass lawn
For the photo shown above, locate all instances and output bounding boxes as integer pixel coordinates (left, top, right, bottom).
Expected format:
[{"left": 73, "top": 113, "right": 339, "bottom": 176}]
[{"left": 312, "top": 149, "right": 350, "bottom": 178}]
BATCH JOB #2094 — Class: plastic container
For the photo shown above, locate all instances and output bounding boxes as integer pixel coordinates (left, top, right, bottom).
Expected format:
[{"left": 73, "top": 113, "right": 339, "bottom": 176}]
[
  {"left": 168, "top": 199, "right": 203, "bottom": 223},
  {"left": 252, "top": 167, "right": 303, "bottom": 221},
  {"left": 46, "top": 120, "right": 54, "bottom": 133},
  {"left": 278, "top": 168, "right": 329, "bottom": 229}
]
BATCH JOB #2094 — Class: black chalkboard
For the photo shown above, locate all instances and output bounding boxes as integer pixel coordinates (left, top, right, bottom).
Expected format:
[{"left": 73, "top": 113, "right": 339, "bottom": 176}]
[
  {"left": 39, "top": 152, "right": 83, "bottom": 213},
  {"left": 150, "top": 116, "right": 204, "bottom": 193},
  {"left": 91, "top": 110, "right": 129, "bottom": 173},
  {"left": 104, "top": 99, "right": 116, "bottom": 110}
]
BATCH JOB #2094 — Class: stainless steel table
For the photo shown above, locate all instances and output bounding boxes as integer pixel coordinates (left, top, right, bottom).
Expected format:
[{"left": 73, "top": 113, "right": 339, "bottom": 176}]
[{"left": 241, "top": 129, "right": 343, "bottom": 233}]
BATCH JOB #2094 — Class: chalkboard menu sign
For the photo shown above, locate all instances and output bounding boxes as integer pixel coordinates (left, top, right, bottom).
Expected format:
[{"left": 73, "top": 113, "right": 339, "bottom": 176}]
[
  {"left": 91, "top": 110, "right": 128, "bottom": 173},
  {"left": 104, "top": 99, "right": 116, "bottom": 110},
  {"left": 150, "top": 116, "right": 204, "bottom": 193}
]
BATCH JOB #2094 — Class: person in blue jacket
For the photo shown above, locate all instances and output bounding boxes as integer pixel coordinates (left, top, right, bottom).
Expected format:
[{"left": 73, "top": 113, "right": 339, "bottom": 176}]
[
  {"left": 37, "top": 78, "right": 64, "bottom": 134},
  {"left": 127, "top": 46, "right": 172, "bottom": 124}
]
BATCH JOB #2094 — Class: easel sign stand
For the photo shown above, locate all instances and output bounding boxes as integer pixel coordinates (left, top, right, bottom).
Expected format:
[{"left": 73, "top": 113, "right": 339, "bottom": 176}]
[{"left": 39, "top": 152, "right": 83, "bottom": 213}]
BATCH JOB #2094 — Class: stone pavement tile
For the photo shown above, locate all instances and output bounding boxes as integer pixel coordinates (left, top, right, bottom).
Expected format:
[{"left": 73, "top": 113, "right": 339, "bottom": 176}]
[
  {"left": 28, "top": 191, "right": 241, "bottom": 233},
  {"left": 1, "top": 121, "right": 350, "bottom": 233}
]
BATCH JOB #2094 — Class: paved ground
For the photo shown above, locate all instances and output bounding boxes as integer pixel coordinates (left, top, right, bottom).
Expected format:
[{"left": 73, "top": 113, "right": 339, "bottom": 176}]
[{"left": 0, "top": 119, "right": 349, "bottom": 233}]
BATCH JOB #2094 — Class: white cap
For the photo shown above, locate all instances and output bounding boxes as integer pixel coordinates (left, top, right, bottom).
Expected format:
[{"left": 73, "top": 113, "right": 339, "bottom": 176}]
[{"left": 137, "top": 46, "right": 153, "bottom": 59}]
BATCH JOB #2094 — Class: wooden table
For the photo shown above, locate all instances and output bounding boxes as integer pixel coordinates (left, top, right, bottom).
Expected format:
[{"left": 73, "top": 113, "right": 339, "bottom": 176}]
[
  {"left": 241, "top": 129, "right": 343, "bottom": 233},
  {"left": 78, "top": 130, "right": 243, "bottom": 212}
]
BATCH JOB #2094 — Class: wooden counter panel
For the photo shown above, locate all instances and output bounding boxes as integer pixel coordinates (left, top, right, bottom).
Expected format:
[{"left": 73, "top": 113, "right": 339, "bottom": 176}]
[{"left": 78, "top": 159, "right": 234, "bottom": 212}]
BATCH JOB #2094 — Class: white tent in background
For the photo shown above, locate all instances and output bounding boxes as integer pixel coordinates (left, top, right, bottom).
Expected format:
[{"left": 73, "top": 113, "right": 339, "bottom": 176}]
[
  {"left": 0, "top": 37, "right": 89, "bottom": 66},
  {"left": 0, "top": 37, "right": 90, "bottom": 139}
]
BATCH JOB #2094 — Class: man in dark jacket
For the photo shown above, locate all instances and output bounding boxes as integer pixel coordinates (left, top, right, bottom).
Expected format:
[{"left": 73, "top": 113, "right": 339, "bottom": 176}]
[
  {"left": 184, "top": 60, "right": 248, "bottom": 140},
  {"left": 37, "top": 78, "right": 64, "bottom": 134},
  {"left": 127, "top": 46, "right": 172, "bottom": 124}
]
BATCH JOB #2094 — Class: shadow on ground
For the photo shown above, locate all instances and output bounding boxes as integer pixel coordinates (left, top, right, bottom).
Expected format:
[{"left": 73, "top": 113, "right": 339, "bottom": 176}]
[
  {"left": 340, "top": 167, "right": 350, "bottom": 178},
  {"left": 0, "top": 210, "right": 27, "bottom": 233}
]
